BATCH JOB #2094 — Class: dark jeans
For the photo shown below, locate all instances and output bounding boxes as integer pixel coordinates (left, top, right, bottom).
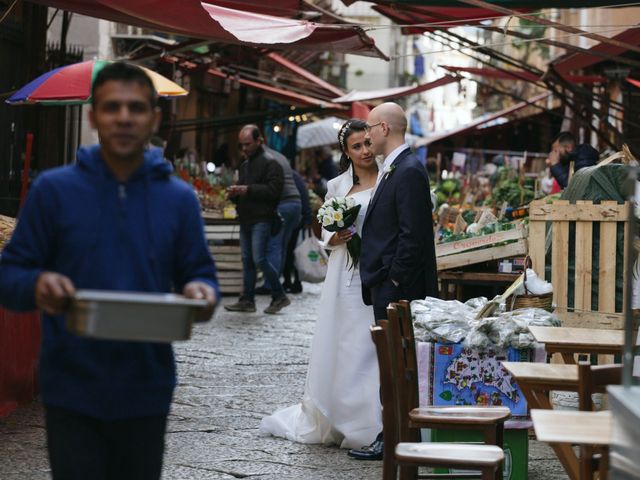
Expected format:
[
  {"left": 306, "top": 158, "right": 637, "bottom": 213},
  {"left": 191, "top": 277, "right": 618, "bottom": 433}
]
[
  {"left": 240, "top": 221, "right": 284, "bottom": 300},
  {"left": 263, "top": 201, "right": 302, "bottom": 290},
  {"left": 282, "top": 226, "right": 301, "bottom": 287},
  {"left": 45, "top": 405, "right": 167, "bottom": 480}
]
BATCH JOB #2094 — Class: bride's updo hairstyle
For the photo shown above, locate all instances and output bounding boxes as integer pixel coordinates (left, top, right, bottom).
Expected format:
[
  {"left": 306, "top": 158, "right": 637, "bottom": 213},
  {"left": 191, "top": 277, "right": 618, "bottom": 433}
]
[{"left": 337, "top": 119, "right": 367, "bottom": 185}]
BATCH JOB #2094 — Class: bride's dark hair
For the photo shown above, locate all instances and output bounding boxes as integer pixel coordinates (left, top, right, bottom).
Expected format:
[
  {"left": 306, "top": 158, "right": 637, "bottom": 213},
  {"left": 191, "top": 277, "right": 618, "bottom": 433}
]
[{"left": 337, "top": 119, "right": 367, "bottom": 185}]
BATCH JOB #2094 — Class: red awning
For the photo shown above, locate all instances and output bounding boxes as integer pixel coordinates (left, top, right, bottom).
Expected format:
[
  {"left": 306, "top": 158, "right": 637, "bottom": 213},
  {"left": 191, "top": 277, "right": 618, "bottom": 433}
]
[
  {"left": 626, "top": 77, "right": 640, "bottom": 89},
  {"left": 552, "top": 27, "right": 640, "bottom": 73},
  {"left": 30, "top": 0, "right": 386, "bottom": 58},
  {"left": 206, "top": 68, "right": 345, "bottom": 109},
  {"left": 372, "top": 4, "right": 530, "bottom": 34},
  {"left": 417, "top": 92, "right": 551, "bottom": 146},
  {"left": 332, "top": 76, "right": 458, "bottom": 103},
  {"left": 441, "top": 65, "right": 605, "bottom": 84},
  {"left": 266, "top": 52, "right": 345, "bottom": 97}
]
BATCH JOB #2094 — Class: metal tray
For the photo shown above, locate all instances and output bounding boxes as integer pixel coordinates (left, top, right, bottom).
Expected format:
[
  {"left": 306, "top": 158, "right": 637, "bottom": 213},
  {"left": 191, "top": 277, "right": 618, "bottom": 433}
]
[{"left": 67, "top": 290, "right": 209, "bottom": 342}]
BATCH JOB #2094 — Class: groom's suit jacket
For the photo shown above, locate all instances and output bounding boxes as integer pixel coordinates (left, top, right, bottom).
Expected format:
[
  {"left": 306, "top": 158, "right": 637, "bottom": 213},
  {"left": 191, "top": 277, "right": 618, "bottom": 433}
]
[{"left": 360, "top": 147, "right": 438, "bottom": 308}]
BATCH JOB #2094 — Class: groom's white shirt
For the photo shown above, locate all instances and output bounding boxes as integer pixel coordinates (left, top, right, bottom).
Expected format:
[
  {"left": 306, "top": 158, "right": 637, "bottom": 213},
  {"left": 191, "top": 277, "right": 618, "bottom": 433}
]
[{"left": 374, "top": 143, "right": 409, "bottom": 193}]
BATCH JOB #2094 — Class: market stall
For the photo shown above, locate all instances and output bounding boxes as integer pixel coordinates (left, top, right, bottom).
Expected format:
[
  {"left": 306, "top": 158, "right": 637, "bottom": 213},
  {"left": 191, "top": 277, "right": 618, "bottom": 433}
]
[{"left": 433, "top": 159, "right": 537, "bottom": 301}]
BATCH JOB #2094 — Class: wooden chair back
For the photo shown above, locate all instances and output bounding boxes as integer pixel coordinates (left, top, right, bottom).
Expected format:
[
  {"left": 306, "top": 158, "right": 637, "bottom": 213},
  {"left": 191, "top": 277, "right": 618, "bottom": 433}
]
[
  {"left": 577, "top": 361, "right": 622, "bottom": 411},
  {"left": 370, "top": 322, "right": 399, "bottom": 480},
  {"left": 396, "top": 300, "right": 420, "bottom": 408},
  {"left": 387, "top": 303, "right": 421, "bottom": 444}
]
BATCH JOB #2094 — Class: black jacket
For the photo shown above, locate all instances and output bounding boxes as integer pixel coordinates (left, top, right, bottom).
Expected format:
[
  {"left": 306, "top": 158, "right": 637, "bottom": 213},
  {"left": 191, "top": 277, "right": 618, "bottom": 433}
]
[
  {"left": 235, "top": 147, "right": 284, "bottom": 225},
  {"left": 550, "top": 144, "right": 599, "bottom": 189},
  {"left": 360, "top": 148, "right": 438, "bottom": 308}
]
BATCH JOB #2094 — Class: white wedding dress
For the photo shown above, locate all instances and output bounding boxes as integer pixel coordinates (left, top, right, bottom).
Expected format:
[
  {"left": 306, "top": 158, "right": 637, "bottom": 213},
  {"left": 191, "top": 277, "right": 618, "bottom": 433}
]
[{"left": 259, "top": 186, "right": 382, "bottom": 449}]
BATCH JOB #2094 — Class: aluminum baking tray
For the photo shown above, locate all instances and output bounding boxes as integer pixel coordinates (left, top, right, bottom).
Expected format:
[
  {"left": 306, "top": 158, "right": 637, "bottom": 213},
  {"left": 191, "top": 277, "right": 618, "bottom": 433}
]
[{"left": 67, "top": 290, "right": 209, "bottom": 342}]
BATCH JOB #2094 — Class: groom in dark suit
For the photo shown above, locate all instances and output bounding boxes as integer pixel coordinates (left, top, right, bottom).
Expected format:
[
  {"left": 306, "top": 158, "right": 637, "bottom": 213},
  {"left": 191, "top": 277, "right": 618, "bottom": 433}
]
[{"left": 348, "top": 102, "right": 438, "bottom": 461}]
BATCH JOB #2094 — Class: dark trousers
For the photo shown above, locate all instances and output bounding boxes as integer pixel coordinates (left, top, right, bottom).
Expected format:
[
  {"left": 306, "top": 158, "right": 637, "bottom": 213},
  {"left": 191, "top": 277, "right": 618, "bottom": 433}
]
[
  {"left": 45, "top": 405, "right": 167, "bottom": 480},
  {"left": 282, "top": 226, "right": 301, "bottom": 287},
  {"left": 240, "top": 221, "right": 284, "bottom": 300}
]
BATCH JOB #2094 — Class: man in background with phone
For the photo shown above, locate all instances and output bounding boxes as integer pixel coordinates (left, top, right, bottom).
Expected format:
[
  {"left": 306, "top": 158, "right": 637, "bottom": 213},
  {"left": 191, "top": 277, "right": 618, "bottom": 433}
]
[{"left": 225, "top": 124, "right": 290, "bottom": 315}]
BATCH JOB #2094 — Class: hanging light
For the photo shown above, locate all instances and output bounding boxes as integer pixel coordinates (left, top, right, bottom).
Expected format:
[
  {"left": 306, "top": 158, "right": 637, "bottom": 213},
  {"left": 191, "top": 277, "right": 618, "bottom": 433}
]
[{"left": 273, "top": 125, "right": 281, "bottom": 133}]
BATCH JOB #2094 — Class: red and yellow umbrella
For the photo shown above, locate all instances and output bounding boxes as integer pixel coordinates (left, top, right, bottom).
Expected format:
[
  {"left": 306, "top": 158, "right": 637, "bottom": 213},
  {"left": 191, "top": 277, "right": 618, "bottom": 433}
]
[{"left": 6, "top": 60, "right": 187, "bottom": 105}]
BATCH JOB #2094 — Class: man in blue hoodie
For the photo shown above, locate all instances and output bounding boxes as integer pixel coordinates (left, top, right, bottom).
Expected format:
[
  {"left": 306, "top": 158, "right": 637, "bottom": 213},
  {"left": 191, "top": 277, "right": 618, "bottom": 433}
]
[{"left": 0, "top": 63, "right": 219, "bottom": 480}]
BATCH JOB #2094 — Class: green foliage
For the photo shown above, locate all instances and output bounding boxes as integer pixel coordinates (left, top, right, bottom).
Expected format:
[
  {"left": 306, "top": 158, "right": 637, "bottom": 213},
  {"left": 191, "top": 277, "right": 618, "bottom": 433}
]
[{"left": 485, "top": 166, "right": 534, "bottom": 209}]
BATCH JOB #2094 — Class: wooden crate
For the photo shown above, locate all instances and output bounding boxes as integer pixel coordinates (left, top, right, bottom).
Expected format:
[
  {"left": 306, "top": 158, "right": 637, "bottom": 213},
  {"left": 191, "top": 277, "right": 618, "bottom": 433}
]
[
  {"left": 528, "top": 200, "right": 632, "bottom": 330},
  {"left": 436, "top": 224, "right": 528, "bottom": 271},
  {"left": 205, "top": 220, "right": 243, "bottom": 295}
]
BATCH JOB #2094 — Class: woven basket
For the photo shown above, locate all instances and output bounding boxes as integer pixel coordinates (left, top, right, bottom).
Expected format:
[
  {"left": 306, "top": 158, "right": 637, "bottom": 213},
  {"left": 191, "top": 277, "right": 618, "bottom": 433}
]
[
  {"left": 508, "top": 292, "right": 554, "bottom": 312},
  {"left": 506, "top": 257, "right": 554, "bottom": 312}
]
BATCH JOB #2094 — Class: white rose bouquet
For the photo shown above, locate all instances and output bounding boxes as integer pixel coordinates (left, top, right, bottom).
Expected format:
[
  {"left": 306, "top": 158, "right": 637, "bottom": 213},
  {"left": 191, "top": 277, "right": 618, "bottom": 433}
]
[{"left": 317, "top": 196, "right": 362, "bottom": 269}]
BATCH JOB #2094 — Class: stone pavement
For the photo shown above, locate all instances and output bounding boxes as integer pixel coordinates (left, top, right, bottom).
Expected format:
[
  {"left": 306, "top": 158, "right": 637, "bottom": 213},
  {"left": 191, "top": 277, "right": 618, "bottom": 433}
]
[{"left": 0, "top": 283, "right": 567, "bottom": 479}]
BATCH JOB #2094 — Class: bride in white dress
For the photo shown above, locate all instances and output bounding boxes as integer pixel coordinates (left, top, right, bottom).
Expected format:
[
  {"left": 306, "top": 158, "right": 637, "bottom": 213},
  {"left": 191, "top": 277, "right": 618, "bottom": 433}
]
[{"left": 260, "top": 119, "right": 382, "bottom": 449}]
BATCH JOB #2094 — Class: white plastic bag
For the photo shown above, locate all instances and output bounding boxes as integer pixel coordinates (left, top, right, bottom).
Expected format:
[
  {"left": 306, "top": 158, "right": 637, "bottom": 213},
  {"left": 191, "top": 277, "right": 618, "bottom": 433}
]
[{"left": 294, "top": 230, "right": 328, "bottom": 283}]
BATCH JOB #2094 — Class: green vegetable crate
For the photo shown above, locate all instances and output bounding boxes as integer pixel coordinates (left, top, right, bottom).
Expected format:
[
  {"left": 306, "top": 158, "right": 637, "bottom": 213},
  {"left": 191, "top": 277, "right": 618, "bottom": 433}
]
[
  {"left": 431, "top": 427, "right": 529, "bottom": 480},
  {"left": 436, "top": 223, "right": 528, "bottom": 271}
]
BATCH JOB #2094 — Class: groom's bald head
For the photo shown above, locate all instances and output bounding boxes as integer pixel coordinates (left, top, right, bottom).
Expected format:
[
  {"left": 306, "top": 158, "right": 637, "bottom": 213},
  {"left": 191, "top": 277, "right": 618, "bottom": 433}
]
[
  {"left": 372, "top": 103, "right": 407, "bottom": 133},
  {"left": 366, "top": 102, "right": 407, "bottom": 157}
]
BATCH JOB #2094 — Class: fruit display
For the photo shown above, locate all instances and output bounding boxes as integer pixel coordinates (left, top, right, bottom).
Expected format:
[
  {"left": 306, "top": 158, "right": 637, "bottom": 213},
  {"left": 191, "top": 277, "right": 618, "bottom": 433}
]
[
  {"left": 438, "top": 213, "right": 520, "bottom": 244},
  {"left": 174, "top": 160, "right": 236, "bottom": 214},
  {"left": 434, "top": 178, "right": 461, "bottom": 206}
]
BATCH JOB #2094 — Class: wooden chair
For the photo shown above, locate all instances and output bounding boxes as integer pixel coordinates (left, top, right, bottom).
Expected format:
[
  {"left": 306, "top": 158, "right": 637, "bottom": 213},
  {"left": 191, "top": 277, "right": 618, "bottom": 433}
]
[
  {"left": 577, "top": 362, "right": 622, "bottom": 411},
  {"left": 388, "top": 301, "right": 511, "bottom": 479},
  {"left": 371, "top": 323, "right": 504, "bottom": 480},
  {"left": 576, "top": 361, "right": 621, "bottom": 480}
]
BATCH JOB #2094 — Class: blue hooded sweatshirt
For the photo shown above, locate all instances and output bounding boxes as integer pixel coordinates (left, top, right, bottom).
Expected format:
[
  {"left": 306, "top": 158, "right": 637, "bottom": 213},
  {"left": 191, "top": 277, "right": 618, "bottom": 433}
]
[{"left": 0, "top": 145, "right": 219, "bottom": 420}]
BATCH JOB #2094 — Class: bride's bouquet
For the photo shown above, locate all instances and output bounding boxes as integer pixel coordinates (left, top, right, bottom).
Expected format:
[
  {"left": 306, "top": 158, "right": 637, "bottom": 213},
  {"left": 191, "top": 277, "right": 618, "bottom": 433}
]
[{"left": 317, "top": 196, "right": 362, "bottom": 269}]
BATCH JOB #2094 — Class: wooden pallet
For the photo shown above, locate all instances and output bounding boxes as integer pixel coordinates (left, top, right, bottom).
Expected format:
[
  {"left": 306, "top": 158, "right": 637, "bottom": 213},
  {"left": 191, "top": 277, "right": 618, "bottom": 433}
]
[
  {"left": 528, "top": 200, "right": 632, "bottom": 330},
  {"left": 205, "top": 220, "right": 243, "bottom": 294},
  {"left": 436, "top": 224, "right": 528, "bottom": 271}
]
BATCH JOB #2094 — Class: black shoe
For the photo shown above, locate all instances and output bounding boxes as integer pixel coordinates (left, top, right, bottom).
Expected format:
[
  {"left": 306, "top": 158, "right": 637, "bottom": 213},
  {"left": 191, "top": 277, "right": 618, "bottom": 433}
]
[
  {"left": 254, "top": 286, "right": 271, "bottom": 295},
  {"left": 347, "top": 439, "right": 383, "bottom": 460},
  {"left": 288, "top": 282, "right": 302, "bottom": 294}
]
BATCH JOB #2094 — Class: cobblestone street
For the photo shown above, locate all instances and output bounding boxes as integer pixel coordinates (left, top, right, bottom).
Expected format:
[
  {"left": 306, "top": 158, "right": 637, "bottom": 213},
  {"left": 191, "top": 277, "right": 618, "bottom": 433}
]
[{"left": 1, "top": 283, "right": 567, "bottom": 479}]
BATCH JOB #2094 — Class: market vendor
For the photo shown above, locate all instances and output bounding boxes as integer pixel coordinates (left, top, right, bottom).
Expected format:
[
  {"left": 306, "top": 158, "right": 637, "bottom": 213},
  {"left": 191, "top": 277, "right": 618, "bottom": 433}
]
[
  {"left": 546, "top": 131, "right": 599, "bottom": 189},
  {"left": 0, "top": 62, "right": 219, "bottom": 480}
]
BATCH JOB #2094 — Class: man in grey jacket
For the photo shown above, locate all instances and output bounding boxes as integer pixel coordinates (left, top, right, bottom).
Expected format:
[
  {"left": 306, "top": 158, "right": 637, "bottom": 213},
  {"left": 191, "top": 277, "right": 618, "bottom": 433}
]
[
  {"left": 256, "top": 143, "right": 302, "bottom": 295},
  {"left": 225, "top": 125, "right": 290, "bottom": 314}
]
